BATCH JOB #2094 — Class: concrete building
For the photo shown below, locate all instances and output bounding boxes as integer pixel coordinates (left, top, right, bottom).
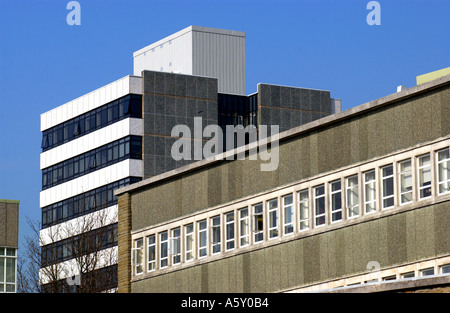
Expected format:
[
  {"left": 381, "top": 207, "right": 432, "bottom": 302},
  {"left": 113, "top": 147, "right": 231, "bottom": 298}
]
[
  {"left": 39, "top": 26, "right": 338, "bottom": 291},
  {"left": 0, "top": 199, "right": 19, "bottom": 293},
  {"left": 114, "top": 73, "right": 450, "bottom": 293}
]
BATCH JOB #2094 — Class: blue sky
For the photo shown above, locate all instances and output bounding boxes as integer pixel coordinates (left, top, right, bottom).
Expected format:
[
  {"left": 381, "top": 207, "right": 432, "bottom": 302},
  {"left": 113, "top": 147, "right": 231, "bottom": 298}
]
[{"left": 0, "top": 0, "right": 449, "bottom": 251}]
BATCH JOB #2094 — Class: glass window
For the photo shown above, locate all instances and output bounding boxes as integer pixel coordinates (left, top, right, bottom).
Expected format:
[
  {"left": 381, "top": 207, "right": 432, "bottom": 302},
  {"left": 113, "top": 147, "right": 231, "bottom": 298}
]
[
  {"left": 440, "top": 264, "right": 450, "bottom": 274},
  {"left": 225, "top": 212, "right": 235, "bottom": 251},
  {"left": 437, "top": 148, "right": 450, "bottom": 195},
  {"left": 381, "top": 165, "right": 394, "bottom": 209},
  {"left": 171, "top": 228, "right": 181, "bottom": 265},
  {"left": 364, "top": 170, "right": 376, "bottom": 213},
  {"left": 399, "top": 160, "right": 413, "bottom": 205},
  {"left": 160, "top": 231, "right": 168, "bottom": 268},
  {"left": 239, "top": 208, "right": 249, "bottom": 247},
  {"left": 314, "top": 185, "right": 326, "bottom": 226},
  {"left": 420, "top": 267, "right": 434, "bottom": 276},
  {"left": 211, "top": 216, "right": 221, "bottom": 254},
  {"left": 267, "top": 199, "right": 279, "bottom": 239},
  {"left": 185, "top": 224, "right": 194, "bottom": 262},
  {"left": 133, "top": 238, "right": 143, "bottom": 275},
  {"left": 0, "top": 247, "right": 16, "bottom": 293},
  {"left": 198, "top": 220, "right": 207, "bottom": 258},
  {"left": 401, "top": 271, "right": 415, "bottom": 279},
  {"left": 346, "top": 175, "right": 359, "bottom": 218},
  {"left": 283, "top": 195, "right": 294, "bottom": 235},
  {"left": 298, "top": 189, "right": 309, "bottom": 231},
  {"left": 147, "top": 235, "right": 156, "bottom": 272},
  {"left": 253, "top": 203, "right": 264, "bottom": 243},
  {"left": 330, "top": 180, "right": 342, "bottom": 222},
  {"left": 418, "top": 154, "right": 432, "bottom": 199}
]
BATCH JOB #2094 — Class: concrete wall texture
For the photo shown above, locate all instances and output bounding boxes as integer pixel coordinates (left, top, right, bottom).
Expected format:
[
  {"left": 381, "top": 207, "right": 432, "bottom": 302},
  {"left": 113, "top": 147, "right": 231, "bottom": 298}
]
[
  {"left": 0, "top": 200, "right": 19, "bottom": 248},
  {"left": 119, "top": 77, "right": 450, "bottom": 293}
]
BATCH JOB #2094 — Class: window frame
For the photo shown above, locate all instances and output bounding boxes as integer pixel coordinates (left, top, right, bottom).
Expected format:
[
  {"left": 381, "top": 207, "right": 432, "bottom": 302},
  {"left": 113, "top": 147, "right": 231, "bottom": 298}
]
[
  {"left": 147, "top": 234, "right": 156, "bottom": 272},
  {"left": 346, "top": 175, "right": 359, "bottom": 218},
  {"left": 159, "top": 231, "right": 169, "bottom": 269},
  {"left": 381, "top": 164, "right": 395, "bottom": 209},
  {"left": 170, "top": 228, "right": 181, "bottom": 265},
  {"left": 436, "top": 147, "right": 450, "bottom": 195},
  {"left": 267, "top": 198, "right": 279, "bottom": 239},
  {"left": 363, "top": 170, "right": 377, "bottom": 214},
  {"left": 298, "top": 189, "right": 310, "bottom": 231},
  {"left": 252, "top": 203, "right": 264, "bottom": 243},
  {"left": 239, "top": 208, "right": 250, "bottom": 247},
  {"left": 132, "top": 238, "right": 144, "bottom": 276},
  {"left": 282, "top": 194, "right": 294, "bottom": 235},
  {"left": 330, "top": 180, "right": 342, "bottom": 223},
  {"left": 314, "top": 185, "right": 326, "bottom": 227},
  {"left": 184, "top": 223, "right": 194, "bottom": 262},
  {"left": 398, "top": 159, "right": 413, "bottom": 205},
  {"left": 417, "top": 154, "right": 432, "bottom": 200},
  {"left": 211, "top": 216, "right": 221, "bottom": 255},
  {"left": 198, "top": 219, "right": 208, "bottom": 259},
  {"left": 225, "top": 212, "right": 235, "bottom": 251}
]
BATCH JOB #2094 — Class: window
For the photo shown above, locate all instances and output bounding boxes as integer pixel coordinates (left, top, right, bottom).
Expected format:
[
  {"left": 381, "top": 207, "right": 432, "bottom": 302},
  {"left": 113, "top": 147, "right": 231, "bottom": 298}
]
[
  {"left": 282, "top": 195, "right": 294, "bottom": 235},
  {"left": 185, "top": 224, "right": 194, "bottom": 262},
  {"left": 133, "top": 238, "right": 143, "bottom": 275},
  {"left": 170, "top": 228, "right": 181, "bottom": 265},
  {"left": 420, "top": 267, "right": 434, "bottom": 276},
  {"left": 239, "top": 208, "right": 249, "bottom": 247},
  {"left": 399, "top": 159, "right": 412, "bottom": 205},
  {"left": 330, "top": 180, "right": 342, "bottom": 222},
  {"left": 381, "top": 165, "right": 394, "bottom": 209},
  {"left": 418, "top": 154, "right": 432, "bottom": 199},
  {"left": 440, "top": 264, "right": 450, "bottom": 274},
  {"left": 298, "top": 189, "right": 309, "bottom": 231},
  {"left": 267, "top": 199, "right": 279, "bottom": 239},
  {"left": 401, "top": 272, "right": 415, "bottom": 279},
  {"left": 253, "top": 204, "right": 264, "bottom": 243},
  {"left": 211, "top": 216, "right": 221, "bottom": 254},
  {"left": 437, "top": 148, "right": 450, "bottom": 195},
  {"left": 346, "top": 175, "right": 359, "bottom": 218},
  {"left": 225, "top": 212, "right": 235, "bottom": 251},
  {"left": 147, "top": 235, "right": 156, "bottom": 272},
  {"left": 0, "top": 248, "right": 17, "bottom": 293},
  {"left": 314, "top": 185, "right": 325, "bottom": 226},
  {"left": 160, "top": 231, "right": 168, "bottom": 268},
  {"left": 198, "top": 220, "right": 207, "bottom": 258},
  {"left": 364, "top": 170, "right": 376, "bottom": 213}
]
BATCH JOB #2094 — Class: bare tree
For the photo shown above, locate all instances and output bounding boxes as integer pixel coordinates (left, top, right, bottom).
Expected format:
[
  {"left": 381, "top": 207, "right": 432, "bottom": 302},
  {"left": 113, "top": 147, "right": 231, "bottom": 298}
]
[{"left": 18, "top": 208, "right": 118, "bottom": 293}]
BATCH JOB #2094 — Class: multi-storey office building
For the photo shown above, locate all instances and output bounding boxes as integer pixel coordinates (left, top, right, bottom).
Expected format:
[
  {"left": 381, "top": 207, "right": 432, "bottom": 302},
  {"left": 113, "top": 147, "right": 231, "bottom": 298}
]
[
  {"left": 0, "top": 199, "right": 19, "bottom": 293},
  {"left": 39, "top": 26, "right": 339, "bottom": 291},
  {"left": 115, "top": 73, "right": 450, "bottom": 293}
]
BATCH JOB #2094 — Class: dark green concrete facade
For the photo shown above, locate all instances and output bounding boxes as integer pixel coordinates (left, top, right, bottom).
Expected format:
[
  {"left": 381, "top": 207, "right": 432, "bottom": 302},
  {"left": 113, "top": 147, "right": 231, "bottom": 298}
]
[
  {"left": 117, "top": 75, "right": 450, "bottom": 293},
  {"left": 131, "top": 201, "right": 450, "bottom": 293}
]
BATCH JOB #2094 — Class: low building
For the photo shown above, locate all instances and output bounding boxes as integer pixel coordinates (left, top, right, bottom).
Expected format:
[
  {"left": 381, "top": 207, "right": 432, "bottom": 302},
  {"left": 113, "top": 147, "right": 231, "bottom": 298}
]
[
  {"left": 0, "top": 199, "right": 19, "bottom": 293},
  {"left": 115, "top": 73, "right": 450, "bottom": 293}
]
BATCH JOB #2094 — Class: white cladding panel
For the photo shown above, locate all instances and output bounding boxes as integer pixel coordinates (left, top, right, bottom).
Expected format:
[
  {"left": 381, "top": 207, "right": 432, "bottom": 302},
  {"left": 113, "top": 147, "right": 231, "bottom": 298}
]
[
  {"left": 40, "top": 76, "right": 143, "bottom": 131},
  {"left": 192, "top": 29, "right": 245, "bottom": 95},
  {"left": 133, "top": 26, "right": 245, "bottom": 95}
]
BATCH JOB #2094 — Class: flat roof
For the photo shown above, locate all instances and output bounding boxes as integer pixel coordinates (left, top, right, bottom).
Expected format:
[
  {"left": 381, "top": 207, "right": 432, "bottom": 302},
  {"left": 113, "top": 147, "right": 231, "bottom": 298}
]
[
  {"left": 0, "top": 199, "right": 20, "bottom": 204},
  {"left": 115, "top": 73, "right": 450, "bottom": 197}
]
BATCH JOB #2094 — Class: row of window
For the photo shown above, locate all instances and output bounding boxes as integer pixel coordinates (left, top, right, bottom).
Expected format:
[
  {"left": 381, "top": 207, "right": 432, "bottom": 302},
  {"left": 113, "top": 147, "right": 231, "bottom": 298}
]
[
  {"left": 0, "top": 248, "right": 17, "bottom": 293},
  {"left": 41, "top": 224, "right": 118, "bottom": 267},
  {"left": 41, "top": 94, "right": 142, "bottom": 152},
  {"left": 132, "top": 146, "right": 450, "bottom": 276},
  {"left": 41, "top": 177, "right": 142, "bottom": 229},
  {"left": 42, "top": 136, "right": 142, "bottom": 190}
]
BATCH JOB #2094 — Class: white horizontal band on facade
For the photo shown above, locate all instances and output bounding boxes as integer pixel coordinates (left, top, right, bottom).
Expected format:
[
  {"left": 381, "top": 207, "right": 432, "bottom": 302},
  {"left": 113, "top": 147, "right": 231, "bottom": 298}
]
[
  {"left": 39, "top": 246, "right": 118, "bottom": 285},
  {"left": 39, "top": 205, "right": 118, "bottom": 246},
  {"left": 40, "top": 118, "right": 143, "bottom": 169},
  {"left": 40, "top": 159, "right": 143, "bottom": 208},
  {"left": 40, "top": 76, "right": 143, "bottom": 132}
]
